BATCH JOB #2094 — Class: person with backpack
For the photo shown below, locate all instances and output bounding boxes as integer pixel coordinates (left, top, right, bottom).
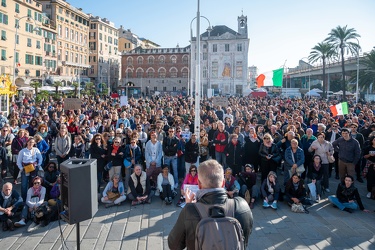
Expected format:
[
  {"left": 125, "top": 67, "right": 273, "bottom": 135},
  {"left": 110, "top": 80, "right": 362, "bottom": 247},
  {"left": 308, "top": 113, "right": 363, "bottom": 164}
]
[{"left": 168, "top": 159, "right": 253, "bottom": 250}]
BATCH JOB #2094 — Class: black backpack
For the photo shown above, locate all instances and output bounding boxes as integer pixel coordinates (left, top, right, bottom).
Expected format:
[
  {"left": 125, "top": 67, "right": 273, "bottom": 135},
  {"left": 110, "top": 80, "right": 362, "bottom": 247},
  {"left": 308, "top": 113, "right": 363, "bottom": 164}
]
[{"left": 194, "top": 199, "right": 245, "bottom": 250}]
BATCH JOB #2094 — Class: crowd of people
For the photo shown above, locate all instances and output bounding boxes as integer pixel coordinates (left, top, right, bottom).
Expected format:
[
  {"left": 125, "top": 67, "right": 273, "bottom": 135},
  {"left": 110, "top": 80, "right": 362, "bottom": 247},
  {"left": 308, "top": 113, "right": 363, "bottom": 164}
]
[{"left": 0, "top": 93, "right": 374, "bottom": 236}]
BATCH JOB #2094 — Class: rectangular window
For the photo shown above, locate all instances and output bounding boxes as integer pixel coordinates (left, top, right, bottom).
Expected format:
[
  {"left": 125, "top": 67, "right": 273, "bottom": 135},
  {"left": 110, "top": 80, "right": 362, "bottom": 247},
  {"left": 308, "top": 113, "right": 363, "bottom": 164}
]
[
  {"left": 213, "top": 44, "right": 217, "bottom": 52},
  {"left": 236, "top": 61, "right": 243, "bottom": 78},
  {"left": 25, "top": 54, "right": 34, "bottom": 64},
  {"left": 1, "top": 30, "right": 6, "bottom": 40},
  {"left": 27, "top": 38, "right": 32, "bottom": 47},
  {"left": 1, "top": 49, "right": 6, "bottom": 61},
  {"left": 237, "top": 43, "right": 242, "bottom": 52},
  {"left": 0, "top": 13, "right": 8, "bottom": 25},
  {"left": 36, "top": 40, "right": 41, "bottom": 49},
  {"left": 27, "top": 9, "right": 32, "bottom": 18},
  {"left": 35, "top": 56, "right": 43, "bottom": 66},
  {"left": 203, "top": 52, "right": 207, "bottom": 60},
  {"left": 225, "top": 44, "right": 230, "bottom": 52},
  {"left": 212, "top": 61, "right": 218, "bottom": 78},
  {"left": 15, "top": 3, "right": 20, "bottom": 13},
  {"left": 36, "top": 70, "right": 40, "bottom": 77},
  {"left": 163, "top": 87, "right": 167, "bottom": 91},
  {"left": 1, "top": 0, "right": 6, "bottom": 7},
  {"left": 154, "top": 86, "right": 157, "bottom": 91},
  {"left": 173, "top": 87, "right": 176, "bottom": 91}
]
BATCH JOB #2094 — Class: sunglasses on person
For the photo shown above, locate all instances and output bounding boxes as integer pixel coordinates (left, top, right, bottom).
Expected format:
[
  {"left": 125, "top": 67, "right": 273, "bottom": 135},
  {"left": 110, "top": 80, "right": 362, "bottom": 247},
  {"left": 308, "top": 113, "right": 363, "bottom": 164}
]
[
  {"left": 264, "top": 137, "right": 270, "bottom": 140},
  {"left": 33, "top": 182, "right": 41, "bottom": 185},
  {"left": 95, "top": 138, "right": 101, "bottom": 141},
  {"left": 114, "top": 141, "right": 120, "bottom": 144},
  {"left": 190, "top": 169, "right": 197, "bottom": 172}
]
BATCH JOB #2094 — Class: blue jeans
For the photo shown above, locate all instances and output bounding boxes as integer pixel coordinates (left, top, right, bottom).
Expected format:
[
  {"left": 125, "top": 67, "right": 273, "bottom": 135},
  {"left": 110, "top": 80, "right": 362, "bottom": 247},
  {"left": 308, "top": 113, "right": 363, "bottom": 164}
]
[
  {"left": 215, "top": 152, "right": 226, "bottom": 168},
  {"left": 328, "top": 195, "right": 359, "bottom": 211},
  {"left": 164, "top": 156, "right": 178, "bottom": 185},
  {"left": 21, "top": 170, "right": 31, "bottom": 201}
]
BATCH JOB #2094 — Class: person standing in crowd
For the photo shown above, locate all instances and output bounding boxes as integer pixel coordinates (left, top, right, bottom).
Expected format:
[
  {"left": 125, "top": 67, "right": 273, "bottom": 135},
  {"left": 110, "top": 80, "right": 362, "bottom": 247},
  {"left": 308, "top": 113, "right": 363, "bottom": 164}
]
[
  {"left": 106, "top": 137, "right": 125, "bottom": 180},
  {"left": 163, "top": 127, "right": 179, "bottom": 189},
  {"left": 363, "top": 136, "right": 375, "bottom": 199},
  {"left": 243, "top": 127, "right": 261, "bottom": 172},
  {"left": 225, "top": 134, "right": 243, "bottom": 175},
  {"left": 199, "top": 129, "right": 209, "bottom": 163},
  {"left": 55, "top": 125, "right": 71, "bottom": 170},
  {"left": 258, "top": 133, "right": 281, "bottom": 182},
  {"left": 213, "top": 121, "right": 229, "bottom": 168},
  {"left": 168, "top": 159, "right": 253, "bottom": 249},
  {"left": 332, "top": 128, "right": 361, "bottom": 181},
  {"left": 326, "top": 122, "right": 341, "bottom": 179},
  {"left": 90, "top": 134, "right": 107, "bottom": 193},
  {"left": 350, "top": 123, "right": 365, "bottom": 183},
  {"left": 184, "top": 133, "right": 199, "bottom": 174}
]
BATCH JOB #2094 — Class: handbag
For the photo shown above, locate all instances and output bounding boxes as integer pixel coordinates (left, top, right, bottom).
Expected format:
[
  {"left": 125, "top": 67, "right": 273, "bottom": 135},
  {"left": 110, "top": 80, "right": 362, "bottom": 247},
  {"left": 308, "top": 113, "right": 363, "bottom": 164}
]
[
  {"left": 24, "top": 163, "right": 36, "bottom": 173},
  {"left": 291, "top": 203, "right": 306, "bottom": 213},
  {"left": 124, "top": 159, "right": 132, "bottom": 168},
  {"left": 327, "top": 154, "right": 335, "bottom": 163},
  {"left": 107, "top": 191, "right": 120, "bottom": 201},
  {"left": 291, "top": 151, "right": 305, "bottom": 174},
  {"left": 177, "top": 150, "right": 184, "bottom": 157},
  {"left": 104, "top": 162, "right": 113, "bottom": 171}
]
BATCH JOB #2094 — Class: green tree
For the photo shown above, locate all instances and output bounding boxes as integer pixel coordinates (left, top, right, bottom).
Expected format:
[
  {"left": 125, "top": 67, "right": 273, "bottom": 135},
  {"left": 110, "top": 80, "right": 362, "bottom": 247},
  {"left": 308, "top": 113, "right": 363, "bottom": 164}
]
[
  {"left": 53, "top": 81, "right": 62, "bottom": 95},
  {"left": 72, "top": 82, "right": 79, "bottom": 97},
  {"left": 325, "top": 25, "right": 361, "bottom": 101},
  {"left": 82, "top": 82, "right": 96, "bottom": 97},
  {"left": 30, "top": 80, "right": 42, "bottom": 96},
  {"left": 309, "top": 42, "right": 335, "bottom": 99},
  {"left": 35, "top": 90, "right": 49, "bottom": 104},
  {"left": 358, "top": 49, "right": 375, "bottom": 93}
]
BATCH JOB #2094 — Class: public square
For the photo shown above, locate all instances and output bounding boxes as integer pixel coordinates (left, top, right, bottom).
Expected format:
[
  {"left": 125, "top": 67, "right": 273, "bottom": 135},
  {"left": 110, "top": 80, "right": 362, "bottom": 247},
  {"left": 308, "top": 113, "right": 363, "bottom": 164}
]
[{"left": 0, "top": 173, "right": 374, "bottom": 250}]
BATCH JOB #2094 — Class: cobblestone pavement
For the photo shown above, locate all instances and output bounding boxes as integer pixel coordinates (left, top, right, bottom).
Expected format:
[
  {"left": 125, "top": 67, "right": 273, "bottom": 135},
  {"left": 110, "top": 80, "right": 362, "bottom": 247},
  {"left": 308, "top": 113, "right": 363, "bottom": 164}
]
[{"left": 0, "top": 174, "right": 374, "bottom": 250}]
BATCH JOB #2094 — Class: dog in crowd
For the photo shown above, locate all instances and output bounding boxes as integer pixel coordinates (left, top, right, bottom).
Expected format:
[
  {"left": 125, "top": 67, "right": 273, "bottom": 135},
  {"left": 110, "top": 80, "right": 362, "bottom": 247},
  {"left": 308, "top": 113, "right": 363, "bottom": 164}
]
[{"left": 28, "top": 203, "right": 59, "bottom": 232}]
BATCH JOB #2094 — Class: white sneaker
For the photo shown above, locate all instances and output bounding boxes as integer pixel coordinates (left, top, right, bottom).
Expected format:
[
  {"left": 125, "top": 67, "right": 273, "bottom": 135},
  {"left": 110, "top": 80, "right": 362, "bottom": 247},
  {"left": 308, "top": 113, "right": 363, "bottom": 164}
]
[
  {"left": 174, "top": 183, "right": 179, "bottom": 189},
  {"left": 367, "top": 192, "right": 371, "bottom": 198},
  {"left": 14, "top": 219, "right": 26, "bottom": 227},
  {"left": 27, "top": 222, "right": 41, "bottom": 233}
]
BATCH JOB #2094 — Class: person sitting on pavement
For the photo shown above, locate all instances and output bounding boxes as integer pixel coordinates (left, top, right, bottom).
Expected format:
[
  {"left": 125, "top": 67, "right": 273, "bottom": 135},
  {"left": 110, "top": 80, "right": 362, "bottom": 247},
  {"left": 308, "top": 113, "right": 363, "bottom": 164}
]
[
  {"left": 177, "top": 165, "right": 199, "bottom": 207},
  {"left": 0, "top": 182, "right": 23, "bottom": 231},
  {"left": 157, "top": 164, "right": 176, "bottom": 205},
  {"left": 101, "top": 173, "right": 126, "bottom": 208},
  {"left": 168, "top": 159, "right": 253, "bottom": 249},
  {"left": 127, "top": 164, "right": 154, "bottom": 205},
  {"left": 261, "top": 171, "right": 280, "bottom": 210},
  {"left": 15, "top": 176, "right": 46, "bottom": 227},
  {"left": 224, "top": 168, "right": 240, "bottom": 198},
  {"left": 237, "top": 164, "right": 259, "bottom": 209},
  {"left": 284, "top": 173, "right": 310, "bottom": 206},
  {"left": 307, "top": 155, "right": 324, "bottom": 202},
  {"left": 42, "top": 162, "right": 60, "bottom": 201},
  {"left": 328, "top": 175, "right": 370, "bottom": 213}
]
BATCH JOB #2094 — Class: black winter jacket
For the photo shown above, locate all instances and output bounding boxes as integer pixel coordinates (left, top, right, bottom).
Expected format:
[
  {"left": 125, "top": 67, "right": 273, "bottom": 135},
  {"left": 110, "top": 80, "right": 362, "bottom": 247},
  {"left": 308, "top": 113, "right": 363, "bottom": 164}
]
[{"left": 168, "top": 189, "right": 253, "bottom": 250}]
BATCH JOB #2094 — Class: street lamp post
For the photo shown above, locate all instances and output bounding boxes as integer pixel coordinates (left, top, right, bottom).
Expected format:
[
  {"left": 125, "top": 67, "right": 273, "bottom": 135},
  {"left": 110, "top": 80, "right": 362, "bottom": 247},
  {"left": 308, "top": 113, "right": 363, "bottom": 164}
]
[
  {"left": 300, "top": 57, "right": 311, "bottom": 97},
  {"left": 12, "top": 16, "right": 41, "bottom": 101},
  {"left": 190, "top": 0, "right": 212, "bottom": 136},
  {"left": 107, "top": 59, "right": 111, "bottom": 95},
  {"left": 354, "top": 38, "right": 360, "bottom": 103}
]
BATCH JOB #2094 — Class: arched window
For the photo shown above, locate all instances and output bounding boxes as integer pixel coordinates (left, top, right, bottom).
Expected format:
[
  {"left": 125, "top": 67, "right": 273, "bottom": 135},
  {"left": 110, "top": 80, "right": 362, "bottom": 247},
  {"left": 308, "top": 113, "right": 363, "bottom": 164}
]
[
  {"left": 127, "top": 57, "right": 133, "bottom": 65},
  {"left": 158, "top": 55, "right": 165, "bottom": 63},
  {"left": 137, "top": 56, "right": 143, "bottom": 64},
  {"left": 136, "top": 68, "right": 143, "bottom": 78},
  {"left": 181, "top": 67, "right": 189, "bottom": 78},
  {"left": 147, "top": 68, "right": 155, "bottom": 78},
  {"left": 170, "top": 67, "right": 178, "bottom": 78},
  {"left": 182, "top": 55, "right": 188, "bottom": 64},
  {"left": 148, "top": 56, "right": 154, "bottom": 64},
  {"left": 171, "top": 55, "right": 177, "bottom": 64},
  {"left": 158, "top": 68, "right": 166, "bottom": 78}
]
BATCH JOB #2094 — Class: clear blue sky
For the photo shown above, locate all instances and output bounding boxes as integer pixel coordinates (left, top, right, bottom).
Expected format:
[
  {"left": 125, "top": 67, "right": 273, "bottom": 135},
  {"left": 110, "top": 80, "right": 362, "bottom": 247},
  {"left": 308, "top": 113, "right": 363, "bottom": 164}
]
[{"left": 68, "top": 0, "right": 375, "bottom": 73}]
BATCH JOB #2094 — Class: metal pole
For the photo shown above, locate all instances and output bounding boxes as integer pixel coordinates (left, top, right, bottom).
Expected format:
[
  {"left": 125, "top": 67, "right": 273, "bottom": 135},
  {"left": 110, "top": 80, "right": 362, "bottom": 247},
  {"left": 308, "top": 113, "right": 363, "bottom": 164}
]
[
  {"left": 107, "top": 60, "right": 110, "bottom": 95},
  {"left": 355, "top": 38, "right": 360, "bottom": 103},
  {"left": 194, "top": 0, "right": 201, "bottom": 137},
  {"left": 78, "top": 68, "right": 80, "bottom": 98},
  {"left": 76, "top": 222, "right": 80, "bottom": 250}
]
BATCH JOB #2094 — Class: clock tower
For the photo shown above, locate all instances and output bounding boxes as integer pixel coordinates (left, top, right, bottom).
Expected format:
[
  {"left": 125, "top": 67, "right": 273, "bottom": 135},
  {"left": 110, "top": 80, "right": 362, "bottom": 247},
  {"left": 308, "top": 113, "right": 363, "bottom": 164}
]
[{"left": 238, "top": 13, "right": 248, "bottom": 36}]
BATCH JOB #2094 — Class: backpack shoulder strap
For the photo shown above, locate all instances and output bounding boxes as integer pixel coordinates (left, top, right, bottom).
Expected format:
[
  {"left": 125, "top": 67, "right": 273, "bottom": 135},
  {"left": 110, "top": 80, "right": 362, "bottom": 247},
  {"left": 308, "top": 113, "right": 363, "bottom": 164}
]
[{"left": 194, "top": 198, "right": 236, "bottom": 219}]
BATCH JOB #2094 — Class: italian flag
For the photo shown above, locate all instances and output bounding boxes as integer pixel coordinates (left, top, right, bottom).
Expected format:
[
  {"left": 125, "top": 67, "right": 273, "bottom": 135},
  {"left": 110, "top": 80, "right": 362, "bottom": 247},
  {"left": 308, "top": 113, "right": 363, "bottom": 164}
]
[
  {"left": 256, "top": 68, "right": 283, "bottom": 88},
  {"left": 330, "top": 102, "right": 349, "bottom": 116}
]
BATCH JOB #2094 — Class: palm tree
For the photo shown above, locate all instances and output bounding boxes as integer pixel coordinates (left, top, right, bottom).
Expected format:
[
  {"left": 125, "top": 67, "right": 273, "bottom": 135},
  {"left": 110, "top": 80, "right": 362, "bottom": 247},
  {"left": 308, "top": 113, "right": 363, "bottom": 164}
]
[
  {"left": 30, "top": 80, "right": 42, "bottom": 96},
  {"left": 325, "top": 25, "right": 361, "bottom": 101},
  {"left": 53, "top": 81, "right": 62, "bottom": 95},
  {"left": 308, "top": 42, "right": 335, "bottom": 99},
  {"left": 72, "top": 82, "right": 79, "bottom": 97},
  {"left": 82, "top": 82, "right": 96, "bottom": 96},
  {"left": 358, "top": 49, "right": 375, "bottom": 92},
  {"left": 35, "top": 90, "right": 50, "bottom": 104}
]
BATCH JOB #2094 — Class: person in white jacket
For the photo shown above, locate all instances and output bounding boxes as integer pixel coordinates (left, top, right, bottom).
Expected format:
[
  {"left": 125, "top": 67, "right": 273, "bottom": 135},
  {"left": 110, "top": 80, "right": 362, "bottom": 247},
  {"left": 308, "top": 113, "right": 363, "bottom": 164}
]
[{"left": 157, "top": 164, "right": 176, "bottom": 205}]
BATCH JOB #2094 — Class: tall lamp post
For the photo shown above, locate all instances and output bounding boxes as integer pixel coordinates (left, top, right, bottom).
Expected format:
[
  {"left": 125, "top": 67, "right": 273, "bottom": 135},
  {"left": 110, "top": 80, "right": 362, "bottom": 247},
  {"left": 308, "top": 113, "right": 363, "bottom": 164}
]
[
  {"left": 354, "top": 37, "right": 360, "bottom": 103},
  {"left": 12, "top": 16, "right": 41, "bottom": 101},
  {"left": 190, "top": 0, "right": 211, "bottom": 136},
  {"left": 300, "top": 57, "right": 311, "bottom": 97}
]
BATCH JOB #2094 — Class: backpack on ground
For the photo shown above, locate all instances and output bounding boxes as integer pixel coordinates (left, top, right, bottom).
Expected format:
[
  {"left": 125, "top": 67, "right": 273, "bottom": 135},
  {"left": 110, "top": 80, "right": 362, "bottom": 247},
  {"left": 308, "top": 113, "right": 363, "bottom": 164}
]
[{"left": 194, "top": 199, "right": 245, "bottom": 250}]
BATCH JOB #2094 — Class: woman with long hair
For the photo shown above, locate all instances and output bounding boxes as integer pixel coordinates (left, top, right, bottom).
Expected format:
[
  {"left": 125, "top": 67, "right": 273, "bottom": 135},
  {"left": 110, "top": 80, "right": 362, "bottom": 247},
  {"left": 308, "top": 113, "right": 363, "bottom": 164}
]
[
  {"left": 258, "top": 133, "right": 281, "bottom": 182},
  {"left": 90, "top": 134, "right": 107, "bottom": 193},
  {"left": 55, "top": 125, "right": 71, "bottom": 171}
]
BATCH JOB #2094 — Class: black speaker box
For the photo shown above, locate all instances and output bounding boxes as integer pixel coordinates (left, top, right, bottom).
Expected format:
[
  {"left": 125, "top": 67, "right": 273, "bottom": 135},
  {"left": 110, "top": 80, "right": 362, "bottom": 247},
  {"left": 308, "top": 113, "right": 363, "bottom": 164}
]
[{"left": 60, "top": 159, "right": 98, "bottom": 224}]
